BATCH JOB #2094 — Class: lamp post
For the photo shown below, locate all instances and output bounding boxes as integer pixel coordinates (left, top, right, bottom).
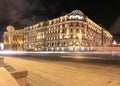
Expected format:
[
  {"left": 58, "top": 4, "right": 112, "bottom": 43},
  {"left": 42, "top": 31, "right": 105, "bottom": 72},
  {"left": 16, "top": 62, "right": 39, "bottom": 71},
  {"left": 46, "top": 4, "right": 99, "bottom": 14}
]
[
  {"left": 0, "top": 43, "right": 4, "bottom": 50},
  {"left": 112, "top": 40, "right": 117, "bottom": 54}
]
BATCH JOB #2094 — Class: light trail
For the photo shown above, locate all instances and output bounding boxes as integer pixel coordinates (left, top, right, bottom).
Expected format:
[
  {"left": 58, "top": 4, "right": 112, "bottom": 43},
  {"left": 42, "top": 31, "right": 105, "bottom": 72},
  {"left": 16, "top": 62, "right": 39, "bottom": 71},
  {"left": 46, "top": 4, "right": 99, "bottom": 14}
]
[
  {"left": 0, "top": 50, "right": 27, "bottom": 55},
  {"left": 0, "top": 50, "right": 119, "bottom": 57}
]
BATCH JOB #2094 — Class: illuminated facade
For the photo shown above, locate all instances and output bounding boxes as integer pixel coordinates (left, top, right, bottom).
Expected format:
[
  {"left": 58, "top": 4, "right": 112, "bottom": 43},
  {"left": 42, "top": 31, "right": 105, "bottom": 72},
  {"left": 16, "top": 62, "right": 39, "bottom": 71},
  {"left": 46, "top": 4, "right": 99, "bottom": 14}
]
[
  {"left": 3, "top": 32, "right": 9, "bottom": 50},
  {"left": 3, "top": 29, "right": 24, "bottom": 51},
  {"left": 3, "top": 10, "right": 113, "bottom": 51}
]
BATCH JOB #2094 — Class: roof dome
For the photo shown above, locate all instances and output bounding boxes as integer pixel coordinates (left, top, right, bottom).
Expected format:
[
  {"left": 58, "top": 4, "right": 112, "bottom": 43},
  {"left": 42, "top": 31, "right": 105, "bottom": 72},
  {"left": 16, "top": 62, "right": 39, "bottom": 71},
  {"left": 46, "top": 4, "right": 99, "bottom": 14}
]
[{"left": 69, "top": 10, "right": 84, "bottom": 16}]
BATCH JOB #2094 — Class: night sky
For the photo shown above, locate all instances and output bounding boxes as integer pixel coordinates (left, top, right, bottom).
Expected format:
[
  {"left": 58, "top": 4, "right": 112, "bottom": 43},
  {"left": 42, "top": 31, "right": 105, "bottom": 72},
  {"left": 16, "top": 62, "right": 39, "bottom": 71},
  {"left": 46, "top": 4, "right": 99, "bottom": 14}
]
[{"left": 0, "top": 0, "right": 120, "bottom": 42}]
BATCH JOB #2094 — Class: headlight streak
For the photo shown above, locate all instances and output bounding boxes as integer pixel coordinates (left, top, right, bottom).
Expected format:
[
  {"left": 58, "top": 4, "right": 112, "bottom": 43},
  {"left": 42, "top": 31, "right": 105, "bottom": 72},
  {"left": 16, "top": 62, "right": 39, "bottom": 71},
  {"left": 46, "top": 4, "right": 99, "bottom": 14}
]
[{"left": 0, "top": 50, "right": 119, "bottom": 57}]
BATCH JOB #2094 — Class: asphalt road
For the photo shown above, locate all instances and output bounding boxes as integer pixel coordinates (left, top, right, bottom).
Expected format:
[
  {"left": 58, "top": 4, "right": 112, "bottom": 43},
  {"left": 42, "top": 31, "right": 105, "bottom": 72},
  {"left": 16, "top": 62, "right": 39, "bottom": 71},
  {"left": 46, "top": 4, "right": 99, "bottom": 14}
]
[{"left": 2, "top": 51, "right": 120, "bottom": 66}]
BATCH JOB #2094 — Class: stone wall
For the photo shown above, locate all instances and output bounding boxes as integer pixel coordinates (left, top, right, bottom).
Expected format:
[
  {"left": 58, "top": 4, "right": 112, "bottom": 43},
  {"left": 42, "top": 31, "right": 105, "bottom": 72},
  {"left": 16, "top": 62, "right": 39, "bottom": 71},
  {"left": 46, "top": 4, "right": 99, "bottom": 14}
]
[{"left": 11, "top": 71, "right": 28, "bottom": 86}]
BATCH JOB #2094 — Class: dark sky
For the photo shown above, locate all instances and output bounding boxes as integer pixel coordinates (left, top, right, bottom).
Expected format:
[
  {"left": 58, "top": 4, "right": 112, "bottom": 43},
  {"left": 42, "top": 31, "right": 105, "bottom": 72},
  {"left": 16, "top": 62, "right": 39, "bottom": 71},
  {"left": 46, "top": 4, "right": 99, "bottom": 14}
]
[{"left": 0, "top": 0, "right": 120, "bottom": 42}]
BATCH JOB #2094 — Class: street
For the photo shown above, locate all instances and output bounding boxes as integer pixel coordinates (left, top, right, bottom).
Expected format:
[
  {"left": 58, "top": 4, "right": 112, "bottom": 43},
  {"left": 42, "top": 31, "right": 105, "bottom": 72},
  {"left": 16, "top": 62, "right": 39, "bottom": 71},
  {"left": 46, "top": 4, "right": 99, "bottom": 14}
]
[{"left": 3, "top": 53, "right": 120, "bottom": 86}]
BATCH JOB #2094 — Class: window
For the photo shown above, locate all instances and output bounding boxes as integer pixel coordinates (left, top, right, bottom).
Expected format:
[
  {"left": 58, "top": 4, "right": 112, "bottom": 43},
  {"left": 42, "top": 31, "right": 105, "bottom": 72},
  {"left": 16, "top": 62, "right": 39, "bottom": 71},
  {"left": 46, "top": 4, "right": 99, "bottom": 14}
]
[
  {"left": 71, "top": 35, "right": 73, "bottom": 38},
  {"left": 81, "top": 24, "right": 84, "bottom": 27},
  {"left": 70, "top": 29, "right": 73, "bottom": 33},
  {"left": 76, "top": 23, "right": 79, "bottom": 26},
  {"left": 63, "top": 42, "right": 65, "bottom": 46},
  {"left": 57, "top": 42, "right": 60, "bottom": 46},
  {"left": 62, "top": 29, "right": 65, "bottom": 33},
  {"left": 52, "top": 43, "right": 54, "bottom": 47},
  {"left": 76, "top": 28, "right": 79, "bottom": 32},
  {"left": 58, "top": 30, "right": 60, "bottom": 33}
]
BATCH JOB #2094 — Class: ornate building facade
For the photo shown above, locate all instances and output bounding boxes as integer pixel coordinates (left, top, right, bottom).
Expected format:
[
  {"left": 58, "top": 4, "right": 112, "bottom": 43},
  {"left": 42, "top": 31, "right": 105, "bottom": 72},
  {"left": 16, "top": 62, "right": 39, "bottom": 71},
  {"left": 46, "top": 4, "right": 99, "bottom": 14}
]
[
  {"left": 3, "top": 32, "right": 9, "bottom": 50},
  {"left": 3, "top": 29, "right": 24, "bottom": 51},
  {"left": 3, "top": 10, "right": 113, "bottom": 51}
]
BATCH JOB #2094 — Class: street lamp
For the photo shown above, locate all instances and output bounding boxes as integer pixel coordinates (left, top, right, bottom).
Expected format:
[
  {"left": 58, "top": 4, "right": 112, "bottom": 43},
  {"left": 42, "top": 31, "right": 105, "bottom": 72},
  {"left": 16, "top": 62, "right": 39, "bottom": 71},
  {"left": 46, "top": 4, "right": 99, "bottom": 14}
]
[
  {"left": 112, "top": 40, "right": 117, "bottom": 53},
  {"left": 112, "top": 40, "right": 117, "bottom": 45},
  {"left": 0, "top": 43, "right": 4, "bottom": 50}
]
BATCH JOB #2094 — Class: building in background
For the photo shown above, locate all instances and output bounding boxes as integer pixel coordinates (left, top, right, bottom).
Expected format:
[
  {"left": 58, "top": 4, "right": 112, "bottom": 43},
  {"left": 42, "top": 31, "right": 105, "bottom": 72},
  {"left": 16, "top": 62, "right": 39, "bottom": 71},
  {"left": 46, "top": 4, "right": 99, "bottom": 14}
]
[
  {"left": 3, "top": 32, "right": 9, "bottom": 50},
  {"left": 3, "top": 10, "right": 113, "bottom": 51},
  {"left": 3, "top": 29, "right": 24, "bottom": 51}
]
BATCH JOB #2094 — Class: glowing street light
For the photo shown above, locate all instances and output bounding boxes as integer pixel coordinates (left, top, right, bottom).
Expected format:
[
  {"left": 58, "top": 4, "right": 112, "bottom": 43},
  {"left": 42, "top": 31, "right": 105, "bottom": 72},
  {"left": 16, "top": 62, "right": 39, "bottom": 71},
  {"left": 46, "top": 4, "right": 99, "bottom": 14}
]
[
  {"left": 112, "top": 40, "right": 117, "bottom": 54},
  {"left": 0, "top": 43, "right": 4, "bottom": 50},
  {"left": 112, "top": 40, "right": 117, "bottom": 45}
]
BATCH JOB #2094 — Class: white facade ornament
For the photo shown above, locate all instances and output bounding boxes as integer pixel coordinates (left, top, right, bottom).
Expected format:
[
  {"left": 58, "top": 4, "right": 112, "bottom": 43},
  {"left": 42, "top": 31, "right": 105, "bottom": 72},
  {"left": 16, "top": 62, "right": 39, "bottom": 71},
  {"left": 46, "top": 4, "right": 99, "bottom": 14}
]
[{"left": 68, "top": 10, "right": 84, "bottom": 20}]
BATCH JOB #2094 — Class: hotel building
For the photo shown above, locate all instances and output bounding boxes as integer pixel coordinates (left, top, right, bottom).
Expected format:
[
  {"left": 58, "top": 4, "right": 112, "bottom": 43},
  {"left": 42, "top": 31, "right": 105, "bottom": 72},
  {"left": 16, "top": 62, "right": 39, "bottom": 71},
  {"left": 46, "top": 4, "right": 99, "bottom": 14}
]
[{"left": 3, "top": 10, "right": 113, "bottom": 51}]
